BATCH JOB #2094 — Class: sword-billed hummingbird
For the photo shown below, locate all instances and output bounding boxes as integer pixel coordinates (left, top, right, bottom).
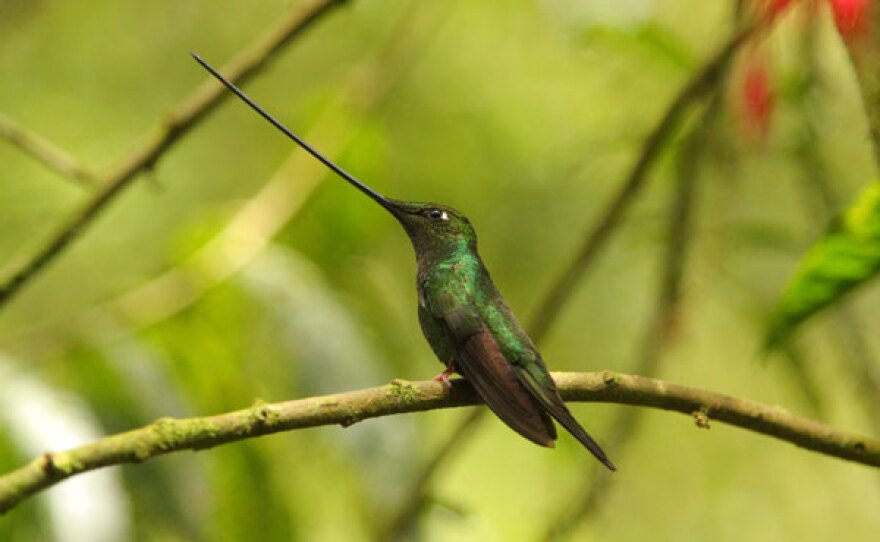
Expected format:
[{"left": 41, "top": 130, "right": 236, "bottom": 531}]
[{"left": 193, "top": 53, "right": 615, "bottom": 471}]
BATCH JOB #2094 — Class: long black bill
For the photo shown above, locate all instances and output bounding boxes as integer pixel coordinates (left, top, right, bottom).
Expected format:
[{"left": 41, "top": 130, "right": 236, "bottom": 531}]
[{"left": 191, "top": 52, "right": 395, "bottom": 212}]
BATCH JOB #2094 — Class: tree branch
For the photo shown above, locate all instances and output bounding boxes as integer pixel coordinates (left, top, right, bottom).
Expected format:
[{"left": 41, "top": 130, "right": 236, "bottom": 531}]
[
  {"left": 0, "top": 0, "right": 347, "bottom": 309},
  {"left": 377, "top": 408, "right": 483, "bottom": 540},
  {"left": 841, "top": 4, "right": 880, "bottom": 168},
  {"left": 0, "top": 113, "right": 100, "bottom": 188},
  {"left": 545, "top": 89, "right": 722, "bottom": 542},
  {"left": 106, "top": 0, "right": 441, "bottom": 330},
  {"left": 1, "top": 371, "right": 877, "bottom": 515},
  {"left": 527, "top": 21, "right": 757, "bottom": 342}
]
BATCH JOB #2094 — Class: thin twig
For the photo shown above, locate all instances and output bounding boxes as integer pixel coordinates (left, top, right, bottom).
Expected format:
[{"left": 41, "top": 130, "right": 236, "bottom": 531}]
[
  {"left": 377, "top": 409, "right": 483, "bottom": 541},
  {"left": 839, "top": 3, "right": 880, "bottom": 168},
  {"left": 0, "top": 113, "right": 100, "bottom": 188},
  {"left": 527, "top": 21, "right": 757, "bottom": 342},
  {"left": 0, "top": 0, "right": 347, "bottom": 309},
  {"left": 544, "top": 91, "right": 721, "bottom": 542},
  {"left": 1, "top": 371, "right": 877, "bottom": 515}
]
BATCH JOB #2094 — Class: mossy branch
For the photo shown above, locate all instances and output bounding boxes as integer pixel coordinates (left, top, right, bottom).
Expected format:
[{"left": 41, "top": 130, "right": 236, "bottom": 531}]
[{"left": 1, "top": 371, "right": 878, "bottom": 514}]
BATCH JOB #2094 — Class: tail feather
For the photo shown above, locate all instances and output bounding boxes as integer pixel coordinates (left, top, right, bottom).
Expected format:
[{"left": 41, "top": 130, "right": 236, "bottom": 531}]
[
  {"left": 547, "top": 402, "right": 616, "bottom": 471},
  {"left": 513, "top": 365, "right": 616, "bottom": 471}
]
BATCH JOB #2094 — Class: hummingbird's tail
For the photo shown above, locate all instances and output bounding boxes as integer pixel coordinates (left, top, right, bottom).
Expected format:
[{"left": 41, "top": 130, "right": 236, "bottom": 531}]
[
  {"left": 513, "top": 365, "right": 617, "bottom": 471},
  {"left": 544, "top": 401, "right": 617, "bottom": 471}
]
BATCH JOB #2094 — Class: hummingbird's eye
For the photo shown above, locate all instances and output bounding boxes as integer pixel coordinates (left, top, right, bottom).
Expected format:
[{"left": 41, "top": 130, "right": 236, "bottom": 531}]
[{"left": 426, "top": 209, "right": 448, "bottom": 222}]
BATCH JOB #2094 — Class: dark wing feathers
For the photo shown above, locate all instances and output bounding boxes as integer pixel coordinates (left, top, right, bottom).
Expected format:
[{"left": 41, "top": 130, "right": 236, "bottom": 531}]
[
  {"left": 455, "top": 326, "right": 557, "bottom": 447},
  {"left": 438, "top": 300, "right": 556, "bottom": 447}
]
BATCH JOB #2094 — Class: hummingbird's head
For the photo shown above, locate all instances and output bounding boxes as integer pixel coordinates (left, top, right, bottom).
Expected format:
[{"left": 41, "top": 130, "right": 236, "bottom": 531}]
[{"left": 383, "top": 199, "right": 477, "bottom": 259}]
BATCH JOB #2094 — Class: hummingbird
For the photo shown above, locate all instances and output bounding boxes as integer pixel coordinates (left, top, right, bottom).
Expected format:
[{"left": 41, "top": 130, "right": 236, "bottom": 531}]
[{"left": 193, "top": 53, "right": 615, "bottom": 471}]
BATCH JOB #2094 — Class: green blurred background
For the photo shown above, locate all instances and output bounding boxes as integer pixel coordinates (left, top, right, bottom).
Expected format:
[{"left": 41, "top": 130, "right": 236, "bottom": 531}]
[{"left": 1, "top": 0, "right": 879, "bottom": 540}]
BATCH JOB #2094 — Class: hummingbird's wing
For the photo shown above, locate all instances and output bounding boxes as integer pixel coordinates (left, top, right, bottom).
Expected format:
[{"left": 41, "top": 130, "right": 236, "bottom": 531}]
[
  {"left": 431, "top": 288, "right": 615, "bottom": 469},
  {"left": 435, "top": 296, "right": 557, "bottom": 447},
  {"left": 512, "top": 364, "right": 617, "bottom": 471}
]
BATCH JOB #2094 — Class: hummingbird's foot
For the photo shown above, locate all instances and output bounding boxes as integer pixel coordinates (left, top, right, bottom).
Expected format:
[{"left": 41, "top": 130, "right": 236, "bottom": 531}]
[{"left": 433, "top": 368, "right": 456, "bottom": 389}]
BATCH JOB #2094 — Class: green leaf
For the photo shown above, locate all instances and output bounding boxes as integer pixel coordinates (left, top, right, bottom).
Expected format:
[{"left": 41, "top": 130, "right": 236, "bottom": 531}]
[{"left": 766, "top": 182, "right": 880, "bottom": 348}]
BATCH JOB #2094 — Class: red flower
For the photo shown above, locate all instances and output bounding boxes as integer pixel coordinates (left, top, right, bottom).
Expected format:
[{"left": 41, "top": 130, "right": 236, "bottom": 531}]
[
  {"left": 828, "top": 0, "right": 872, "bottom": 40},
  {"left": 740, "top": 61, "right": 775, "bottom": 138}
]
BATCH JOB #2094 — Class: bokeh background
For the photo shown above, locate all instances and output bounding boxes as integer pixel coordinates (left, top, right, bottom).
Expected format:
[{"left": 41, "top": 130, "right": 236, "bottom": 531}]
[{"left": 1, "top": 0, "right": 879, "bottom": 540}]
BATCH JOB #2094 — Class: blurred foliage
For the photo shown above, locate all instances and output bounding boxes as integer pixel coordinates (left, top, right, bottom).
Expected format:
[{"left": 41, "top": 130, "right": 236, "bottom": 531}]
[
  {"left": 1, "top": 0, "right": 879, "bottom": 541},
  {"left": 767, "top": 182, "right": 880, "bottom": 348}
]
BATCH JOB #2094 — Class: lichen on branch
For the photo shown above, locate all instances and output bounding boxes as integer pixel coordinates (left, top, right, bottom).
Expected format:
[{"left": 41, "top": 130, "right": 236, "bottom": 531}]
[{"left": 1, "top": 371, "right": 877, "bottom": 515}]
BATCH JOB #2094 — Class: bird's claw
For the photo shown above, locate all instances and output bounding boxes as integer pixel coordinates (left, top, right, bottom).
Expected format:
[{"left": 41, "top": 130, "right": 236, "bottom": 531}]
[{"left": 433, "top": 368, "right": 455, "bottom": 389}]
